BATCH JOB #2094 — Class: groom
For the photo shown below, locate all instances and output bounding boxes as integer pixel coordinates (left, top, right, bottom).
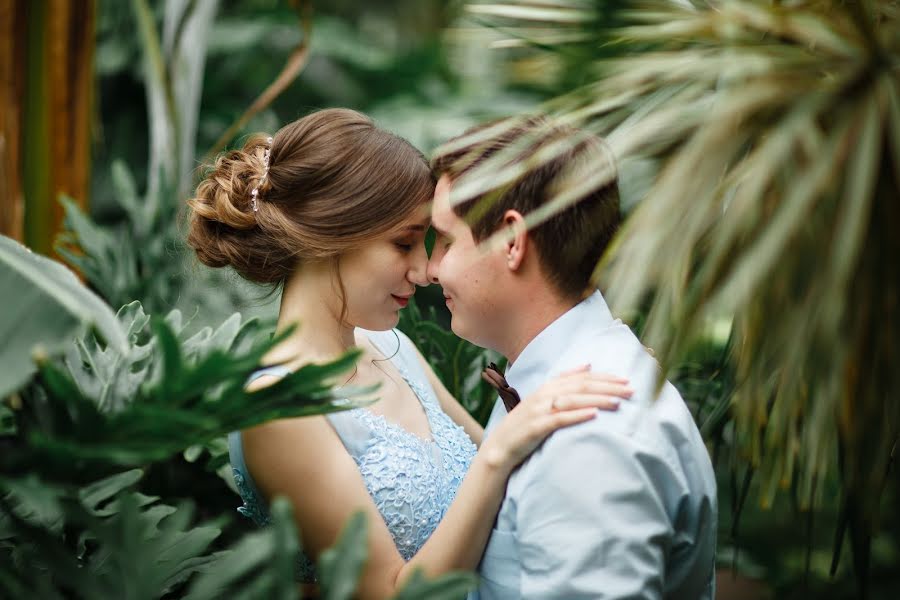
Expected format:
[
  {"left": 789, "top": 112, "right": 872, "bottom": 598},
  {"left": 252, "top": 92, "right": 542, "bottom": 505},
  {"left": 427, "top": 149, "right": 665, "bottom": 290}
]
[{"left": 427, "top": 117, "right": 717, "bottom": 599}]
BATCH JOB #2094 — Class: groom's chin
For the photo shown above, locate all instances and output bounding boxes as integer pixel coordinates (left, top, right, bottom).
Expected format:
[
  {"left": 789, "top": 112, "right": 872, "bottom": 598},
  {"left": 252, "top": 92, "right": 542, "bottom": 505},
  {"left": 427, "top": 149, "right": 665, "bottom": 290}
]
[
  {"left": 449, "top": 315, "right": 481, "bottom": 348},
  {"left": 448, "top": 316, "right": 470, "bottom": 342}
]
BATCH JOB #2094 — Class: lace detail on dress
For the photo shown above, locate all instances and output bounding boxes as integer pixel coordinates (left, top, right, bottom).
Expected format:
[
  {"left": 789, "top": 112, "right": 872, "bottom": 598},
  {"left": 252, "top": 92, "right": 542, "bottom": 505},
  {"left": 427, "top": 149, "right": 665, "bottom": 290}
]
[
  {"left": 229, "top": 330, "right": 477, "bottom": 578},
  {"left": 233, "top": 467, "right": 318, "bottom": 581},
  {"left": 234, "top": 469, "right": 270, "bottom": 526},
  {"left": 347, "top": 357, "right": 477, "bottom": 559}
]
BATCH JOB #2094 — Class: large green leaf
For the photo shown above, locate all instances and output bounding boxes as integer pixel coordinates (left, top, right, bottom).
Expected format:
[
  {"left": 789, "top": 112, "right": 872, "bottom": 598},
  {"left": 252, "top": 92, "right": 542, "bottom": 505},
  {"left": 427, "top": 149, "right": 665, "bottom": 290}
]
[
  {"left": 318, "top": 511, "right": 369, "bottom": 600},
  {"left": 1, "top": 472, "right": 223, "bottom": 599},
  {"left": 2, "top": 309, "right": 366, "bottom": 480},
  {"left": 392, "top": 569, "right": 478, "bottom": 600},
  {"left": 62, "top": 301, "right": 154, "bottom": 413},
  {"left": 184, "top": 497, "right": 299, "bottom": 600},
  {"left": 80, "top": 494, "right": 222, "bottom": 596},
  {"left": 78, "top": 468, "right": 145, "bottom": 510},
  {"left": 0, "top": 235, "right": 127, "bottom": 398},
  {"left": 461, "top": 1, "right": 900, "bottom": 594}
]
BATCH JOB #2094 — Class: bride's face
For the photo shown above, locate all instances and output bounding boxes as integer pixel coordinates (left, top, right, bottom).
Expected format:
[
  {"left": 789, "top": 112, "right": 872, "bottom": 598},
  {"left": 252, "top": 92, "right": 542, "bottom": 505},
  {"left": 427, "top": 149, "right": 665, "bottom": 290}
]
[{"left": 337, "top": 204, "right": 431, "bottom": 331}]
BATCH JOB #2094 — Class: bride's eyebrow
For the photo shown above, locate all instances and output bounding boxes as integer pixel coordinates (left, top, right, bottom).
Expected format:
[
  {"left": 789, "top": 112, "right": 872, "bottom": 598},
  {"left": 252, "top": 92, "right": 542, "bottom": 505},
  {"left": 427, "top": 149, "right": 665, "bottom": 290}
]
[
  {"left": 395, "top": 220, "right": 430, "bottom": 237},
  {"left": 400, "top": 216, "right": 431, "bottom": 233}
]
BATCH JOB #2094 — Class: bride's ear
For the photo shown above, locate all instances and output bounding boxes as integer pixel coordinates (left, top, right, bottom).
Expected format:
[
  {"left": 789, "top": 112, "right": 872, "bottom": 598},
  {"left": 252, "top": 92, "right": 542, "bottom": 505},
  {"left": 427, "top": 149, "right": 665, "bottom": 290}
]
[{"left": 502, "top": 210, "right": 527, "bottom": 271}]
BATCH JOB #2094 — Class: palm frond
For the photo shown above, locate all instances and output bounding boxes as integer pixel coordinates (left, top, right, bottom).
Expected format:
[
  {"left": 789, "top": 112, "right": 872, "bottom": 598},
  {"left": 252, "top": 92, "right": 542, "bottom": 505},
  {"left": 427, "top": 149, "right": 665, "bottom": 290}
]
[{"left": 460, "top": 0, "right": 900, "bottom": 590}]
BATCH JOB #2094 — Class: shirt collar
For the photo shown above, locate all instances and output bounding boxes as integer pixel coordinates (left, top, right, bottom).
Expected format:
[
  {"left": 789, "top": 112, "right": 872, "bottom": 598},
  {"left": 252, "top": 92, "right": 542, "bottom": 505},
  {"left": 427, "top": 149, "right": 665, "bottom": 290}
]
[{"left": 505, "top": 290, "right": 615, "bottom": 401}]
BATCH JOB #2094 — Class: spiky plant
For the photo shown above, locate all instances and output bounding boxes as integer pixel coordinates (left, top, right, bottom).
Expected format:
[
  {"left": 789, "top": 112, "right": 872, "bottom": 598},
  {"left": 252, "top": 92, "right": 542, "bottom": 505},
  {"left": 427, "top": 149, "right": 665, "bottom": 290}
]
[
  {"left": 1, "top": 235, "right": 477, "bottom": 599},
  {"left": 453, "top": 0, "right": 899, "bottom": 594}
]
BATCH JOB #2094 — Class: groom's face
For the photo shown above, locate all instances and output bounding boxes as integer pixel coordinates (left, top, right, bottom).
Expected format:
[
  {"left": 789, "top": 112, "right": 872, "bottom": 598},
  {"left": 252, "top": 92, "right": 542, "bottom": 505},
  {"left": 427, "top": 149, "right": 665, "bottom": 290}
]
[{"left": 427, "top": 175, "right": 506, "bottom": 348}]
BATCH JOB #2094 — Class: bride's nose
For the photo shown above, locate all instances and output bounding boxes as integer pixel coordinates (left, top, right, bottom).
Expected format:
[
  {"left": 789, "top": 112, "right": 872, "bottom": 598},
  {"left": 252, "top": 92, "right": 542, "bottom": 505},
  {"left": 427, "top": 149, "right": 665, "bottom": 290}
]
[{"left": 408, "top": 243, "right": 429, "bottom": 287}]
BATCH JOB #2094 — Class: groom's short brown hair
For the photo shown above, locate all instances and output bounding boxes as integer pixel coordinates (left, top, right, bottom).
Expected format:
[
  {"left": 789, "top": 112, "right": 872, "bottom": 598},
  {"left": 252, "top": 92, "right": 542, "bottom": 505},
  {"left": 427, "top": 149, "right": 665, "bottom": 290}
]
[{"left": 431, "top": 116, "right": 621, "bottom": 300}]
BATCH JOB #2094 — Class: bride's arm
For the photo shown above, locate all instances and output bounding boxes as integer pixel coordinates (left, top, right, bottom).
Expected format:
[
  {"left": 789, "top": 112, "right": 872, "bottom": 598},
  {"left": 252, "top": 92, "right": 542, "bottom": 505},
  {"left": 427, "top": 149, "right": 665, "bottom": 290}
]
[
  {"left": 243, "top": 414, "right": 518, "bottom": 598},
  {"left": 243, "top": 415, "right": 430, "bottom": 599},
  {"left": 243, "top": 369, "right": 630, "bottom": 599}
]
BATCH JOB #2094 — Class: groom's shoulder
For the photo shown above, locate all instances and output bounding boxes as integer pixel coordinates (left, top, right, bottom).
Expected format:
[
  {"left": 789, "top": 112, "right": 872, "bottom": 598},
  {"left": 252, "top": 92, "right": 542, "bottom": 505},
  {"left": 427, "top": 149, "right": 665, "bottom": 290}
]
[
  {"left": 554, "top": 318, "right": 654, "bottom": 383},
  {"left": 532, "top": 322, "right": 702, "bottom": 468},
  {"left": 511, "top": 375, "right": 703, "bottom": 505}
]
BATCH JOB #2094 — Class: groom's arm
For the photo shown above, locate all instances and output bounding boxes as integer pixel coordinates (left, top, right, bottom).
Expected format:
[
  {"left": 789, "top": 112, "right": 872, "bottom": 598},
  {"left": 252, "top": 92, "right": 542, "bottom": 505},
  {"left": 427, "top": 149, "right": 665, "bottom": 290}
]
[{"left": 514, "top": 421, "right": 681, "bottom": 599}]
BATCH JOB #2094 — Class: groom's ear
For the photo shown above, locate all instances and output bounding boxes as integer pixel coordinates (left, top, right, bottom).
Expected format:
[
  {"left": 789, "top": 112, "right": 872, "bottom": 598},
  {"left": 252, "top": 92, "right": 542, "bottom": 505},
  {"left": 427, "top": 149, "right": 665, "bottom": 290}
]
[{"left": 502, "top": 210, "right": 528, "bottom": 272}]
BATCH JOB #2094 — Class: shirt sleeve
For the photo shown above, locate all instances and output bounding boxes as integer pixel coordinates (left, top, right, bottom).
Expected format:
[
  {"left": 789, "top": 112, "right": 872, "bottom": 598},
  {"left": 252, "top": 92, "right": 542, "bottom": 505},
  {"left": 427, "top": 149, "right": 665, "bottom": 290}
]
[{"left": 515, "top": 422, "right": 685, "bottom": 599}]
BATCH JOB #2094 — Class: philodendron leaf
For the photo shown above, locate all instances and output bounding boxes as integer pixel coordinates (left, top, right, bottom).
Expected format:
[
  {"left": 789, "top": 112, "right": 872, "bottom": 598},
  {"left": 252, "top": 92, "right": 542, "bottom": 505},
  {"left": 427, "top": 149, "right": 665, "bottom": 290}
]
[
  {"left": 392, "top": 568, "right": 478, "bottom": 600},
  {"left": 5, "top": 315, "right": 365, "bottom": 475},
  {"left": 78, "top": 469, "right": 144, "bottom": 511},
  {"left": 0, "top": 475, "right": 67, "bottom": 534},
  {"left": 63, "top": 301, "right": 155, "bottom": 412},
  {"left": 56, "top": 196, "right": 135, "bottom": 305},
  {"left": 0, "top": 235, "right": 127, "bottom": 398},
  {"left": 318, "top": 511, "right": 369, "bottom": 600},
  {"left": 79, "top": 493, "right": 221, "bottom": 597},
  {"left": 180, "top": 312, "right": 266, "bottom": 369},
  {"left": 184, "top": 497, "right": 299, "bottom": 600}
]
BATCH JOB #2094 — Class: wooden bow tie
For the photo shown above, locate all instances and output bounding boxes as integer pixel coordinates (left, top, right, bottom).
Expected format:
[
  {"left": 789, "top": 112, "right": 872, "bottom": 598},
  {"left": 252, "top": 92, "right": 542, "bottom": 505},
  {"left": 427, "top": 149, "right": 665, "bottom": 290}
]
[{"left": 481, "top": 362, "right": 521, "bottom": 412}]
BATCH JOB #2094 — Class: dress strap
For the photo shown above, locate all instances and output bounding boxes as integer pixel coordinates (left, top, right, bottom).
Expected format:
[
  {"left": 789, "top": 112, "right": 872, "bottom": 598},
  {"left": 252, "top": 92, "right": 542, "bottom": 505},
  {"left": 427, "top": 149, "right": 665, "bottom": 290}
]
[
  {"left": 228, "top": 364, "right": 295, "bottom": 526},
  {"left": 246, "top": 364, "right": 293, "bottom": 384}
]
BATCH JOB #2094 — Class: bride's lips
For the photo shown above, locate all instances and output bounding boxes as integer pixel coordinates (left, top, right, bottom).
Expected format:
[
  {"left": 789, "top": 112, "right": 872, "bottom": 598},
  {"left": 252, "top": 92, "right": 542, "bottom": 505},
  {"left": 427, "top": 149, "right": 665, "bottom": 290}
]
[{"left": 392, "top": 294, "right": 411, "bottom": 307}]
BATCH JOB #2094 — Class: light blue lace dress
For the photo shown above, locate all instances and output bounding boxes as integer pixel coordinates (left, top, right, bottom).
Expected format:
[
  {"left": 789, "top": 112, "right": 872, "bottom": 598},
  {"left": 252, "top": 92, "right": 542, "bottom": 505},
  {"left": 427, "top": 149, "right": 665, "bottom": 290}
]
[{"left": 228, "top": 329, "right": 478, "bottom": 581}]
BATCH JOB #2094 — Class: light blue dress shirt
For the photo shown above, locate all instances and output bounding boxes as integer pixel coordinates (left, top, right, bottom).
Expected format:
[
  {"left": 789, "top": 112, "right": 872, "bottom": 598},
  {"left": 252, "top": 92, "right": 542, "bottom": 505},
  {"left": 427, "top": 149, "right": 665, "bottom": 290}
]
[{"left": 474, "top": 292, "right": 717, "bottom": 599}]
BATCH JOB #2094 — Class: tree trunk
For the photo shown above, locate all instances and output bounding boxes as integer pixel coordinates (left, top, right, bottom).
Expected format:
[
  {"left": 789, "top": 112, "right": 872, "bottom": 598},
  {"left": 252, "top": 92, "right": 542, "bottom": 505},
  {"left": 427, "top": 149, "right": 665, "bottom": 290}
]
[
  {"left": 12, "top": 0, "right": 95, "bottom": 257},
  {"left": 0, "top": 0, "right": 27, "bottom": 242}
]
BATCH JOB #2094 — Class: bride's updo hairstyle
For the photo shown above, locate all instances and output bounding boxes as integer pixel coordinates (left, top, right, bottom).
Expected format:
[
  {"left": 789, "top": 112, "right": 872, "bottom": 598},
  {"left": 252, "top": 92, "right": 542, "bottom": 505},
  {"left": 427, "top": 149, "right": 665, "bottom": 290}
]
[{"left": 187, "top": 108, "right": 434, "bottom": 285}]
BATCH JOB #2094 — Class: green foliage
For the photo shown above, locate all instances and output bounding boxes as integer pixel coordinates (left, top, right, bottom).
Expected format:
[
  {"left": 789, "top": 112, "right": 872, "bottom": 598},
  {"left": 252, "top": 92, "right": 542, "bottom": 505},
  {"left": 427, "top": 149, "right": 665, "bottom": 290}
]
[
  {"left": 0, "top": 234, "right": 126, "bottom": 399},
  {"left": 393, "top": 569, "right": 479, "bottom": 600},
  {"left": 2, "top": 299, "right": 364, "bottom": 483},
  {"left": 56, "top": 162, "right": 240, "bottom": 319},
  {"left": 318, "top": 512, "right": 369, "bottom": 600},
  {"left": 183, "top": 498, "right": 300, "bottom": 600},
  {"left": 1, "top": 248, "right": 476, "bottom": 598},
  {"left": 0, "top": 468, "right": 307, "bottom": 600},
  {"left": 1, "top": 470, "right": 221, "bottom": 599},
  {"left": 462, "top": 0, "right": 900, "bottom": 596},
  {"left": 56, "top": 161, "right": 168, "bottom": 312}
]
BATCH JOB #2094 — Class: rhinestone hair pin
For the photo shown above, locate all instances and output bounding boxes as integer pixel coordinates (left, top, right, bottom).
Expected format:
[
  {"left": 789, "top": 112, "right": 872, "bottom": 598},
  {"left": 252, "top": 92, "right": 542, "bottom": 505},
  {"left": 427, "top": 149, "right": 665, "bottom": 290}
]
[{"left": 250, "top": 136, "right": 274, "bottom": 212}]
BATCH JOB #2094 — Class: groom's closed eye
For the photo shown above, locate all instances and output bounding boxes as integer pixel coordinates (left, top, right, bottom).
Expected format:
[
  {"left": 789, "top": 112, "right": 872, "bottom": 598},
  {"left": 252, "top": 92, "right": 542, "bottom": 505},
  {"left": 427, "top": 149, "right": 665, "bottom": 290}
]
[
  {"left": 435, "top": 235, "right": 453, "bottom": 258},
  {"left": 434, "top": 229, "right": 453, "bottom": 245}
]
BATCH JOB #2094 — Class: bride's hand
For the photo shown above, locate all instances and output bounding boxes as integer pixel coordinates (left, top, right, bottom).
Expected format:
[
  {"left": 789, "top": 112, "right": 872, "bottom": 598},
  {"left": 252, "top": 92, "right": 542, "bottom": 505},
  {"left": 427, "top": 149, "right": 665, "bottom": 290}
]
[{"left": 481, "top": 365, "right": 632, "bottom": 471}]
